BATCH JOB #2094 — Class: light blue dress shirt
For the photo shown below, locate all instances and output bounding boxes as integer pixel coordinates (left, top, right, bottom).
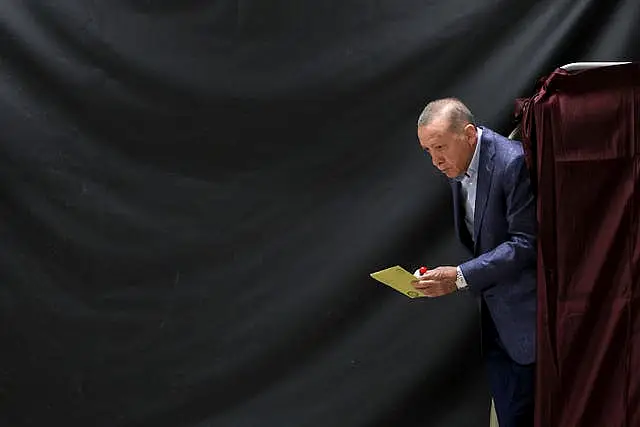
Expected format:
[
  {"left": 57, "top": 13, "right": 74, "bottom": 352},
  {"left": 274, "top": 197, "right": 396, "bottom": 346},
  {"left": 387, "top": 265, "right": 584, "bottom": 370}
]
[
  {"left": 456, "top": 127, "right": 482, "bottom": 289},
  {"left": 459, "top": 127, "right": 482, "bottom": 238}
]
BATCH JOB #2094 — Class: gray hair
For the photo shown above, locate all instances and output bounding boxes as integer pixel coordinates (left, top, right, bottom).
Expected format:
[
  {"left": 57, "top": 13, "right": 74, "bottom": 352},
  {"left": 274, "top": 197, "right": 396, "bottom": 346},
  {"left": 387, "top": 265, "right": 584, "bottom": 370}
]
[{"left": 417, "top": 98, "right": 475, "bottom": 132}]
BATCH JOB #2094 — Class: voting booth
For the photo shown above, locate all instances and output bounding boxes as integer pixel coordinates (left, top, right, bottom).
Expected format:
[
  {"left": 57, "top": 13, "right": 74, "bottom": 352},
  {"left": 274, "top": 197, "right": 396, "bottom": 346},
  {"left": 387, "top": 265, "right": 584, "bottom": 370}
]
[{"left": 516, "top": 61, "right": 639, "bottom": 427}]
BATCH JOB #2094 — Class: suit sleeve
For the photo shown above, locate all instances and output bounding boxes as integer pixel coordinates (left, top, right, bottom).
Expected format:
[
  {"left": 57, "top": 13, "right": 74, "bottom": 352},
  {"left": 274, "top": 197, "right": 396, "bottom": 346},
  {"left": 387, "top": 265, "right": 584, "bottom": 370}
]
[{"left": 458, "top": 154, "right": 536, "bottom": 293}]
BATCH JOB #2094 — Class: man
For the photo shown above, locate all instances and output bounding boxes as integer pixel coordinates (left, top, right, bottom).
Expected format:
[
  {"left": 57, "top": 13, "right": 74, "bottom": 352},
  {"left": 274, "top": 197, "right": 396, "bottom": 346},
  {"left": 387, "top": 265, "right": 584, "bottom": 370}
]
[{"left": 411, "top": 98, "right": 536, "bottom": 427}]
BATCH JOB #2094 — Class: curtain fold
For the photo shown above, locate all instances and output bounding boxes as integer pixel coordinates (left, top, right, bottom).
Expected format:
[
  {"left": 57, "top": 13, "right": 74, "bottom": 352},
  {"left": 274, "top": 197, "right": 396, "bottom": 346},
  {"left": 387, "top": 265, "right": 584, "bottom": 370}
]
[{"left": 517, "top": 63, "right": 640, "bottom": 427}]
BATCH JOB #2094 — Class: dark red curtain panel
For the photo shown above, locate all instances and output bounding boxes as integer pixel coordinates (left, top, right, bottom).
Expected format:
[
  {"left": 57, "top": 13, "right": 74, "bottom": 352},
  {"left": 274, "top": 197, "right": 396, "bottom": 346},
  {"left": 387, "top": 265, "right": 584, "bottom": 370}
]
[{"left": 518, "top": 63, "right": 640, "bottom": 427}]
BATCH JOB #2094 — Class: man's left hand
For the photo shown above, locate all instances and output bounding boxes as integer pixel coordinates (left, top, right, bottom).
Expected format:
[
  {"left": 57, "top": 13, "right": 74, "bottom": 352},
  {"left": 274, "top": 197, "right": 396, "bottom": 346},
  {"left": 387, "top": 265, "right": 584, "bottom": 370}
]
[{"left": 411, "top": 266, "right": 458, "bottom": 297}]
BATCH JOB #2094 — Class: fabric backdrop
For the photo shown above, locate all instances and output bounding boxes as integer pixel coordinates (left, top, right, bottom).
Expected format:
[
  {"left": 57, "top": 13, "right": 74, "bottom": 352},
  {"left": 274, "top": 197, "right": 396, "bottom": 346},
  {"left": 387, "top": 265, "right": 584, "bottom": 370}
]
[{"left": 0, "top": 1, "right": 638, "bottom": 426}]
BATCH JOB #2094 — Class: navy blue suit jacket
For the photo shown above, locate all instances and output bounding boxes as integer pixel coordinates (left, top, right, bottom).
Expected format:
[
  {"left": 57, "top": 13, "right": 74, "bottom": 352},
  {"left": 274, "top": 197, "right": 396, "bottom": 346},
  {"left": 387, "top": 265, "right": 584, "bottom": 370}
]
[{"left": 452, "top": 127, "right": 537, "bottom": 365}]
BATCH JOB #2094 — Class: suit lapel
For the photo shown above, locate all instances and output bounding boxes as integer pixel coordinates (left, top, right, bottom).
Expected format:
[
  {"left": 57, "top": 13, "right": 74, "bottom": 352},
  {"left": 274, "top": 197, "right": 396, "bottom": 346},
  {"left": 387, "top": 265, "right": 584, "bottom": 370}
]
[
  {"left": 451, "top": 180, "right": 474, "bottom": 252},
  {"left": 473, "top": 129, "right": 496, "bottom": 250}
]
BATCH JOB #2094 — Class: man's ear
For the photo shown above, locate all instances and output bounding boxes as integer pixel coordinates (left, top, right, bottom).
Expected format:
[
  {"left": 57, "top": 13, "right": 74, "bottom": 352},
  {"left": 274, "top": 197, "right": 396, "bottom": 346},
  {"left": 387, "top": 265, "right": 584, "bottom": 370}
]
[{"left": 464, "top": 123, "right": 476, "bottom": 144}]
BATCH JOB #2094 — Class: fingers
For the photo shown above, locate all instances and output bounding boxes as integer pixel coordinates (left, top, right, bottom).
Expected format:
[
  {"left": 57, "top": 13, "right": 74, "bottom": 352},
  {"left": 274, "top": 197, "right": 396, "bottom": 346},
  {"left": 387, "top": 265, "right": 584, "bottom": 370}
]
[
  {"left": 411, "top": 280, "right": 440, "bottom": 298},
  {"left": 411, "top": 278, "right": 449, "bottom": 297},
  {"left": 411, "top": 279, "right": 435, "bottom": 289},
  {"left": 423, "top": 268, "right": 442, "bottom": 279},
  {"left": 411, "top": 266, "right": 451, "bottom": 298},
  {"left": 418, "top": 286, "right": 446, "bottom": 297},
  {"left": 414, "top": 270, "right": 438, "bottom": 281}
]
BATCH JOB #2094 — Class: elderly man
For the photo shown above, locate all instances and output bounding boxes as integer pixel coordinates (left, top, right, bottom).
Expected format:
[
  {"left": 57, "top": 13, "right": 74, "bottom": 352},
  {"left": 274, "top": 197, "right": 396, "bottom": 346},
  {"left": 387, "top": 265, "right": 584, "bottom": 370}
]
[{"left": 412, "top": 98, "right": 536, "bottom": 427}]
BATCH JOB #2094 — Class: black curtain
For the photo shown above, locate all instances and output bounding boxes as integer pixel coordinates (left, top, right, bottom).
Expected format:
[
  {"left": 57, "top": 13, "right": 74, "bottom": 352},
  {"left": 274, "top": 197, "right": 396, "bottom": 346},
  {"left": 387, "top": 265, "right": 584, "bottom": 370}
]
[{"left": 0, "top": 1, "right": 638, "bottom": 426}]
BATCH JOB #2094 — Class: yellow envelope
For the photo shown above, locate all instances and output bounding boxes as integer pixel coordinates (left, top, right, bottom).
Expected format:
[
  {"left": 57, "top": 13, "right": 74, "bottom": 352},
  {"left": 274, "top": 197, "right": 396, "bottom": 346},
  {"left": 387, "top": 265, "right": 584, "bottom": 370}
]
[{"left": 370, "top": 265, "right": 425, "bottom": 298}]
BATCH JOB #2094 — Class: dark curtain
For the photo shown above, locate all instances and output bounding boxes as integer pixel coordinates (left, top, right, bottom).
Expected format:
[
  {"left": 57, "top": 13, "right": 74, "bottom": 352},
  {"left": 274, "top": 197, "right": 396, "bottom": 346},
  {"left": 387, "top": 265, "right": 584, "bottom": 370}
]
[
  {"left": 518, "top": 63, "right": 640, "bottom": 427},
  {"left": 1, "top": 1, "right": 640, "bottom": 426}
]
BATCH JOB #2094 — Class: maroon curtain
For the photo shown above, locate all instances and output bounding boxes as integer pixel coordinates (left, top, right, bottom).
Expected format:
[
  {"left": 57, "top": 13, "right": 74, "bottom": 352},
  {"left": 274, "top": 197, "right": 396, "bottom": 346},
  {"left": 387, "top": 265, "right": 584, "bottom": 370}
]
[{"left": 517, "top": 63, "right": 640, "bottom": 427}]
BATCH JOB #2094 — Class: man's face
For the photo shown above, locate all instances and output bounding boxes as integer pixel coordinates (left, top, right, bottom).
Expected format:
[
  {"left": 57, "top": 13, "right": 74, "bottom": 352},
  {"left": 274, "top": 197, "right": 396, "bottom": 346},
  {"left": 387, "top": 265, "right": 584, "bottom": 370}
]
[{"left": 417, "top": 118, "right": 477, "bottom": 178}]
